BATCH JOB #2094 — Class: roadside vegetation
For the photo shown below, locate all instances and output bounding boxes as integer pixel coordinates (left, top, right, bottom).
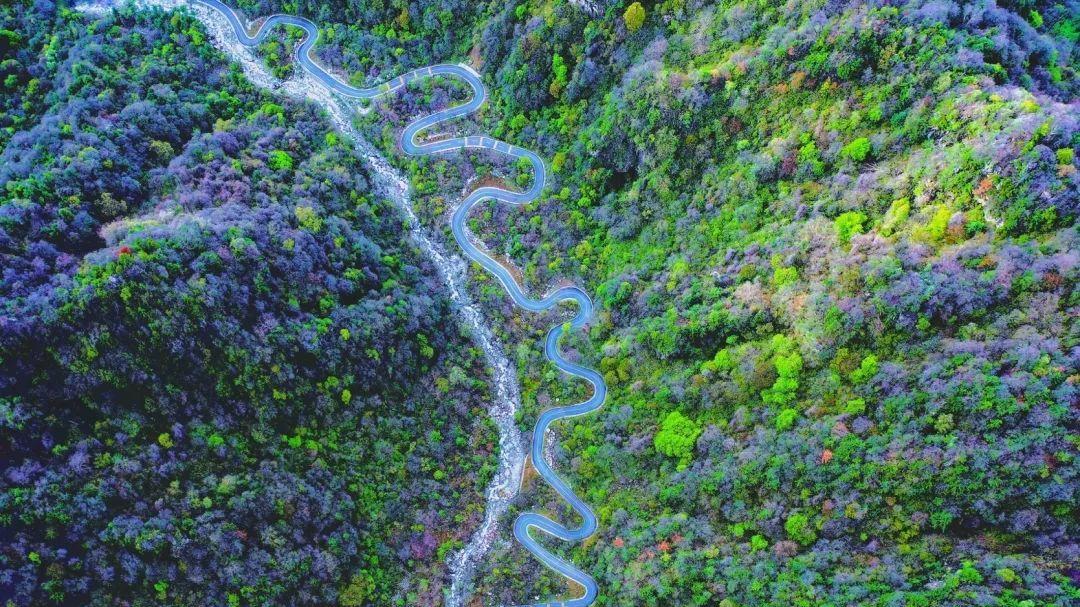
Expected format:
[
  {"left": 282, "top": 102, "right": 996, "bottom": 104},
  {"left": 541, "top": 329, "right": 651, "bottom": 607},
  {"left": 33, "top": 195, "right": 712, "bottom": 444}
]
[{"left": 337, "top": 0, "right": 1078, "bottom": 604}]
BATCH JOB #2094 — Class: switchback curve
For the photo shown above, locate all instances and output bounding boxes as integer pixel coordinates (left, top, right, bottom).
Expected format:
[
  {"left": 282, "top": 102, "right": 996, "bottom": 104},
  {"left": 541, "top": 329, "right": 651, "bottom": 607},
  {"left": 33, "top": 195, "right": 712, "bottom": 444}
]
[{"left": 194, "top": 1, "right": 604, "bottom": 605}]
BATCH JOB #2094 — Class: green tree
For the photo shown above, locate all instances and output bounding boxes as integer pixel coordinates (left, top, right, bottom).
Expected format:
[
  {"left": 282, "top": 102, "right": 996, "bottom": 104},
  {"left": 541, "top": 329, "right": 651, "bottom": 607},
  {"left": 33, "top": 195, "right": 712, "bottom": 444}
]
[
  {"left": 841, "top": 137, "right": 872, "bottom": 162},
  {"left": 268, "top": 149, "right": 294, "bottom": 171},
  {"left": 654, "top": 410, "right": 701, "bottom": 469},
  {"left": 339, "top": 572, "right": 376, "bottom": 607},
  {"left": 850, "top": 354, "right": 879, "bottom": 384},
  {"left": 775, "top": 408, "right": 798, "bottom": 431},
  {"left": 762, "top": 335, "right": 802, "bottom": 407},
  {"left": 549, "top": 53, "right": 568, "bottom": 97},
  {"left": 294, "top": 205, "right": 322, "bottom": 232},
  {"left": 785, "top": 512, "right": 817, "bottom": 545},
  {"left": 835, "top": 211, "right": 866, "bottom": 243},
  {"left": 623, "top": 2, "right": 645, "bottom": 33}
]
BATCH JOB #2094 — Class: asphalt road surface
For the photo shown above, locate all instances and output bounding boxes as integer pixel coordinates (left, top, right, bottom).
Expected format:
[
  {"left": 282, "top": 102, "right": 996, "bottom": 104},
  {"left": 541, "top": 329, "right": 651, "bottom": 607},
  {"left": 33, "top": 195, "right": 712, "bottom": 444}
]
[{"left": 195, "top": 1, "right": 604, "bottom": 604}]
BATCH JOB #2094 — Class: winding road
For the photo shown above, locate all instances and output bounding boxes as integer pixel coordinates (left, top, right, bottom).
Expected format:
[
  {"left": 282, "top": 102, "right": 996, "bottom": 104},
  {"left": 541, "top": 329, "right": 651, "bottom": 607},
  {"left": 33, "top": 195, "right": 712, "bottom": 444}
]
[{"left": 193, "top": 1, "right": 604, "bottom": 605}]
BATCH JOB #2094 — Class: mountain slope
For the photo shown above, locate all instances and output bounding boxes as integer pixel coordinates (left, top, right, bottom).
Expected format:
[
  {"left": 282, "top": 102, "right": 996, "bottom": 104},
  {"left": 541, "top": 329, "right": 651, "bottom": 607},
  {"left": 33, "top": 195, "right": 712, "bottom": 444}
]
[
  {"left": 321, "top": 0, "right": 1080, "bottom": 604},
  {"left": 0, "top": 4, "right": 496, "bottom": 605}
]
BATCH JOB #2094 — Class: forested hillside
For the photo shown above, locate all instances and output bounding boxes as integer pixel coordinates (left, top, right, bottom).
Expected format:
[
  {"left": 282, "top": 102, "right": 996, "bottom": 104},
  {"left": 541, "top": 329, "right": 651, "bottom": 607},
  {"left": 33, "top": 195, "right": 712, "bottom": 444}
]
[
  {"left": 2, "top": 0, "right": 1077, "bottom": 606},
  {"left": 0, "top": 3, "right": 497, "bottom": 605},
  {"left": 262, "top": 0, "right": 1078, "bottom": 605}
]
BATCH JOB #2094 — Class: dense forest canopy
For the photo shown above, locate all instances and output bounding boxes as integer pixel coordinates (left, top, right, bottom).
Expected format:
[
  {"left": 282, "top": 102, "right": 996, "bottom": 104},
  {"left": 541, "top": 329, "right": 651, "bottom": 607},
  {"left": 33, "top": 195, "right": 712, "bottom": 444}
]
[
  {"left": 1, "top": 2, "right": 497, "bottom": 605},
  {"left": 1, "top": 0, "right": 1077, "bottom": 606},
  {"left": 341, "top": 0, "right": 1078, "bottom": 605}
]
